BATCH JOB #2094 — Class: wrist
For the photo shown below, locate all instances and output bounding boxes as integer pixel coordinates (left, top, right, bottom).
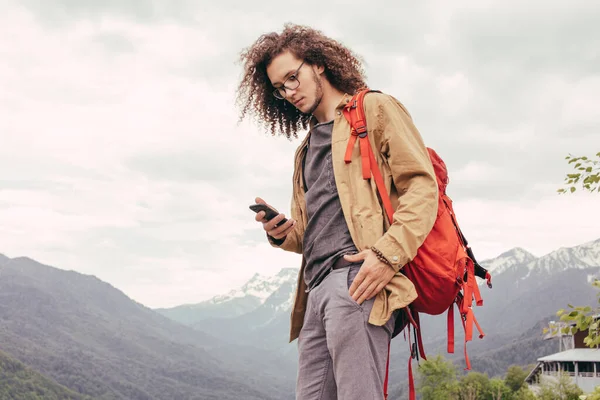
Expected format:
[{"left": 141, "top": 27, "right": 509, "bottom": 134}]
[
  {"left": 267, "top": 233, "right": 286, "bottom": 246},
  {"left": 370, "top": 246, "right": 392, "bottom": 267}
]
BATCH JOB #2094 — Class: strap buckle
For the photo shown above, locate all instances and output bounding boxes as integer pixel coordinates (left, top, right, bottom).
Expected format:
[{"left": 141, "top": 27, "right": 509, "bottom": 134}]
[{"left": 355, "top": 125, "right": 367, "bottom": 138}]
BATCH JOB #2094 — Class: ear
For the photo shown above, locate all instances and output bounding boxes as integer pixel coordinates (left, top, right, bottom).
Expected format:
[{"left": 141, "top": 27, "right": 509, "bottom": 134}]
[{"left": 315, "top": 64, "right": 325, "bottom": 75}]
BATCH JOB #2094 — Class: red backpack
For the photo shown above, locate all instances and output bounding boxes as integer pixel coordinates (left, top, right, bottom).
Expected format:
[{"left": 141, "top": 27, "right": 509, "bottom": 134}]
[{"left": 342, "top": 89, "right": 493, "bottom": 400}]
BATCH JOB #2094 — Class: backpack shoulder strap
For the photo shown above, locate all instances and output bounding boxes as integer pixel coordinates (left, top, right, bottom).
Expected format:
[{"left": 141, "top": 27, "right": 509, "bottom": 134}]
[{"left": 342, "top": 89, "right": 394, "bottom": 225}]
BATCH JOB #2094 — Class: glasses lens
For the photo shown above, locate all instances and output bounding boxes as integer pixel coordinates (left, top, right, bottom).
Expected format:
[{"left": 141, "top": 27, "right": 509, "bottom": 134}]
[
  {"left": 287, "top": 79, "right": 300, "bottom": 90},
  {"left": 273, "top": 88, "right": 285, "bottom": 99}
]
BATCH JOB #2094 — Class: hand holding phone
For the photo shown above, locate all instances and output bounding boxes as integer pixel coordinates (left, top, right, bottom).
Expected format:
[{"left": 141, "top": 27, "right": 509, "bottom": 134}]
[
  {"left": 249, "top": 203, "right": 288, "bottom": 226},
  {"left": 250, "top": 197, "right": 296, "bottom": 241}
]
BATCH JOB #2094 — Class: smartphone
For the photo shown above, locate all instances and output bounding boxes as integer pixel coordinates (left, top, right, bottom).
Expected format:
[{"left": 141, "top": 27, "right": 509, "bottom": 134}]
[{"left": 249, "top": 203, "right": 288, "bottom": 226}]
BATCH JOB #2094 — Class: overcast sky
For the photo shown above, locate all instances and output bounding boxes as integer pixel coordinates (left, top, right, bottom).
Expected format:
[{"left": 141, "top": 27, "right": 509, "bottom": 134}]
[{"left": 1, "top": 0, "right": 599, "bottom": 308}]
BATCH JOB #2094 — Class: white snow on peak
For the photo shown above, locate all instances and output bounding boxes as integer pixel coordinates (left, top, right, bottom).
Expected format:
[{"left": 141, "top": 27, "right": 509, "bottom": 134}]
[
  {"left": 277, "top": 289, "right": 296, "bottom": 313},
  {"left": 479, "top": 239, "right": 600, "bottom": 279},
  {"left": 480, "top": 247, "right": 537, "bottom": 275},
  {"left": 526, "top": 238, "right": 600, "bottom": 275},
  {"left": 209, "top": 267, "right": 298, "bottom": 305}
]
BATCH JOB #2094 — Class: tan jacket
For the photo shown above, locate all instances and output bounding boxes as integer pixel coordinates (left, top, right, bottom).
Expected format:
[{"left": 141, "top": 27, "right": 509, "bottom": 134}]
[{"left": 271, "top": 92, "right": 438, "bottom": 342}]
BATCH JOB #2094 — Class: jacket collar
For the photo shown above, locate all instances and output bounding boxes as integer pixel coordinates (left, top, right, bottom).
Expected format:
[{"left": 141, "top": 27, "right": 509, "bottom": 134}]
[{"left": 308, "top": 93, "right": 351, "bottom": 130}]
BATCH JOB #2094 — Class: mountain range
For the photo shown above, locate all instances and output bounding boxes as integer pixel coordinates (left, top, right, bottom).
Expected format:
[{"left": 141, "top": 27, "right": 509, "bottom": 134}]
[
  {"left": 0, "top": 255, "right": 294, "bottom": 400},
  {"left": 156, "top": 237, "right": 600, "bottom": 396},
  {"left": 0, "top": 237, "right": 598, "bottom": 399}
]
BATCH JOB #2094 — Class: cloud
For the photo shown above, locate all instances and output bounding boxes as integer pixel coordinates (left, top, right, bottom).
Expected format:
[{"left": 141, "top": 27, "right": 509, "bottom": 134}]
[{"left": 0, "top": 0, "right": 598, "bottom": 308}]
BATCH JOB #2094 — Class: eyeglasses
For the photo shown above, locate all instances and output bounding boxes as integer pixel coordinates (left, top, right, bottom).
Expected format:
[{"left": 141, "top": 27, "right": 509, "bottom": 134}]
[{"left": 272, "top": 61, "right": 304, "bottom": 100}]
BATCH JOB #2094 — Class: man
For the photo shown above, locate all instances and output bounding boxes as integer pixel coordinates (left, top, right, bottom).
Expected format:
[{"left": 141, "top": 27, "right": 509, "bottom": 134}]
[{"left": 236, "top": 24, "right": 438, "bottom": 399}]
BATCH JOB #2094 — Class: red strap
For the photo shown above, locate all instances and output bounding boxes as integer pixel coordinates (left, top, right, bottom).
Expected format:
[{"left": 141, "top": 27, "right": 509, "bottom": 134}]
[
  {"left": 407, "top": 326, "right": 416, "bottom": 400},
  {"left": 344, "top": 134, "right": 357, "bottom": 163},
  {"left": 342, "top": 89, "right": 395, "bottom": 225},
  {"left": 473, "top": 281, "right": 483, "bottom": 307},
  {"left": 359, "top": 136, "right": 371, "bottom": 179},
  {"left": 447, "top": 304, "right": 455, "bottom": 353},
  {"left": 408, "top": 355, "right": 415, "bottom": 400},
  {"left": 473, "top": 312, "right": 485, "bottom": 339},
  {"left": 368, "top": 141, "right": 395, "bottom": 224},
  {"left": 465, "top": 308, "right": 474, "bottom": 342},
  {"left": 464, "top": 341, "right": 472, "bottom": 371}
]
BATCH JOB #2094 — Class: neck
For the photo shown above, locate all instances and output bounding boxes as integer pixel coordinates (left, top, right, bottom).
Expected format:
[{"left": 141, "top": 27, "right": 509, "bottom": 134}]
[{"left": 311, "top": 84, "right": 346, "bottom": 123}]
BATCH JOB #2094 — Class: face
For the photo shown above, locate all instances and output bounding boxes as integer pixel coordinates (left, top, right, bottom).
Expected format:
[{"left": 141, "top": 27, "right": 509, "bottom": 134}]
[{"left": 266, "top": 51, "right": 324, "bottom": 115}]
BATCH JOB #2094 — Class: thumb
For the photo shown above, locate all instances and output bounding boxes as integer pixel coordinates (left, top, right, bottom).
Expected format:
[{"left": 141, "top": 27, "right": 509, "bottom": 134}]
[
  {"left": 255, "top": 197, "right": 266, "bottom": 205},
  {"left": 344, "top": 250, "right": 368, "bottom": 262}
]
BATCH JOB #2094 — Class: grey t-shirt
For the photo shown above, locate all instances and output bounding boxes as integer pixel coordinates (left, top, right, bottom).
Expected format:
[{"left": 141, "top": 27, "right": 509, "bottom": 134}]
[{"left": 302, "top": 120, "right": 358, "bottom": 290}]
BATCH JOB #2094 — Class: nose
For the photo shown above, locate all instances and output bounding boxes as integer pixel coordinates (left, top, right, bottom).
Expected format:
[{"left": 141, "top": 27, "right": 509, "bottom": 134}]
[{"left": 286, "top": 87, "right": 299, "bottom": 100}]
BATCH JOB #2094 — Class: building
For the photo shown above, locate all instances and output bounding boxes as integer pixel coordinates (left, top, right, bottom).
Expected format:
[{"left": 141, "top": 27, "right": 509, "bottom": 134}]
[{"left": 525, "top": 319, "right": 600, "bottom": 394}]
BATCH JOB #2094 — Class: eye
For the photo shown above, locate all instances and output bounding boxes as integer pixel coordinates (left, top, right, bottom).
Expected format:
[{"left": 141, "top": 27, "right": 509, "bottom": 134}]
[{"left": 287, "top": 75, "right": 298, "bottom": 82}]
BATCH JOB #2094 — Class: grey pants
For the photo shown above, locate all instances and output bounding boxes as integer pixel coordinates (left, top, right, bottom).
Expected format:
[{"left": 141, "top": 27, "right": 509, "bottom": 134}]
[{"left": 296, "top": 265, "right": 396, "bottom": 400}]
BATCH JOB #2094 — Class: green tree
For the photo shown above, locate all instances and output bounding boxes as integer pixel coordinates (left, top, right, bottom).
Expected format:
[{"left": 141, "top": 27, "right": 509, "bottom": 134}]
[
  {"left": 458, "top": 371, "right": 490, "bottom": 400},
  {"left": 512, "top": 386, "right": 537, "bottom": 400},
  {"left": 489, "top": 378, "right": 512, "bottom": 400},
  {"left": 558, "top": 152, "right": 600, "bottom": 194},
  {"left": 549, "top": 151, "right": 600, "bottom": 348},
  {"left": 545, "top": 279, "right": 600, "bottom": 348},
  {"left": 505, "top": 365, "right": 529, "bottom": 392},
  {"left": 537, "top": 372, "right": 583, "bottom": 400},
  {"left": 417, "top": 355, "right": 460, "bottom": 400},
  {"left": 584, "top": 385, "right": 600, "bottom": 400}
]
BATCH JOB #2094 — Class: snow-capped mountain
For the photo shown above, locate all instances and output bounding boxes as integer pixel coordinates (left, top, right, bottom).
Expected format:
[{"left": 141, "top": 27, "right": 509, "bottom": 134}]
[
  {"left": 525, "top": 238, "right": 600, "bottom": 276},
  {"left": 193, "top": 269, "right": 299, "bottom": 348},
  {"left": 477, "top": 238, "right": 600, "bottom": 283},
  {"left": 156, "top": 267, "right": 298, "bottom": 326},
  {"left": 480, "top": 247, "right": 537, "bottom": 275},
  {"left": 210, "top": 267, "right": 298, "bottom": 305},
  {"left": 161, "top": 237, "right": 600, "bottom": 351}
]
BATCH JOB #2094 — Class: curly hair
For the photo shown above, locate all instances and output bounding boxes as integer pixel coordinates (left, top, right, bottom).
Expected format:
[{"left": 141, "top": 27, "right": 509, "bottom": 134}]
[{"left": 236, "top": 23, "right": 368, "bottom": 139}]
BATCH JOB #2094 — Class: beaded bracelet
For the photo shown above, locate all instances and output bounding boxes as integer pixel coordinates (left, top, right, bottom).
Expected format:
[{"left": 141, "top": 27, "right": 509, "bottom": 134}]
[{"left": 370, "top": 246, "right": 391, "bottom": 266}]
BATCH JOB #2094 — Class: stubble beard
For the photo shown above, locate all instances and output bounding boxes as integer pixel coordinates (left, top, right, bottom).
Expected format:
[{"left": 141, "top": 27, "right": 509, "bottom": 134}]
[{"left": 306, "top": 69, "right": 323, "bottom": 116}]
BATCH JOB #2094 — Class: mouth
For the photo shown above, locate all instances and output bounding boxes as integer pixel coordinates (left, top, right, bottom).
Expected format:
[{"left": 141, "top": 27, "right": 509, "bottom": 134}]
[{"left": 294, "top": 98, "right": 304, "bottom": 107}]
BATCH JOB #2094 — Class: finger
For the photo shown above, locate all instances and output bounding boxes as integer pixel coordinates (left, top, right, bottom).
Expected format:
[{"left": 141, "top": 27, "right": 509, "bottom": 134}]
[
  {"left": 270, "top": 219, "right": 296, "bottom": 239},
  {"left": 255, "top": 211, "right": 266, "bottom": 222},
  {"left": 357, "top": 280, "right": 380, "bottom": 305},
  {"left": 343, "top": 249, "right": 369, "bottom": 262},
  {"left": 349, "top": 270, "right": 368, "bottom": 299},
  {"left": 255, "top": 197, "right": 266, "bottom": 205},
  {"left": 264, "top": 213, "right": 288, "bottom": 232},
  {"left": 365, "top": 281, "right": 387, "bottom": 302},
  {"left": 352, "top": 277, "right": 372, "bottom": 303},
  {"left": 343, "top": 252, "right": 366, "bottom": 263}
]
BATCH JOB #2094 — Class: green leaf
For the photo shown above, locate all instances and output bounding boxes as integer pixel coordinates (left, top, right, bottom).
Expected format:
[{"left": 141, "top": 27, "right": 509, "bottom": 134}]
[{"left": 570, "top": 187, "right": 576, "bottom": 193}]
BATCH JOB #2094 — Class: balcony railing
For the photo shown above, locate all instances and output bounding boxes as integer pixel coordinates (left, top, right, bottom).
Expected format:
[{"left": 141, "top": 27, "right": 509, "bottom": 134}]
[{"left": 541, "top": 371, "right": 600, "bottom": 378}]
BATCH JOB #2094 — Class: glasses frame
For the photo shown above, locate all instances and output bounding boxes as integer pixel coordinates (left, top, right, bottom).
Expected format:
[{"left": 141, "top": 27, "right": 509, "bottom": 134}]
[{"left": 272, "top": 61, "right": 305, "bottom": 100}]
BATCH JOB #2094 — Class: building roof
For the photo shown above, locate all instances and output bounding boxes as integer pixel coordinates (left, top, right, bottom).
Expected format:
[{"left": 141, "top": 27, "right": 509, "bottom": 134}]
[{"left": 539, "top": 349, "right": 600, "bottom": 362}]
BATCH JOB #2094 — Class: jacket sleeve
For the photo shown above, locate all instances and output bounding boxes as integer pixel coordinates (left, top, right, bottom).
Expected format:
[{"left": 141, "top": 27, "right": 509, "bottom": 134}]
[
  {"left": 367, "top": 93, "right": 438, "bottom": 272},
  {"left": 267, "top": 195, "right": 304, "bottom": 255}
]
